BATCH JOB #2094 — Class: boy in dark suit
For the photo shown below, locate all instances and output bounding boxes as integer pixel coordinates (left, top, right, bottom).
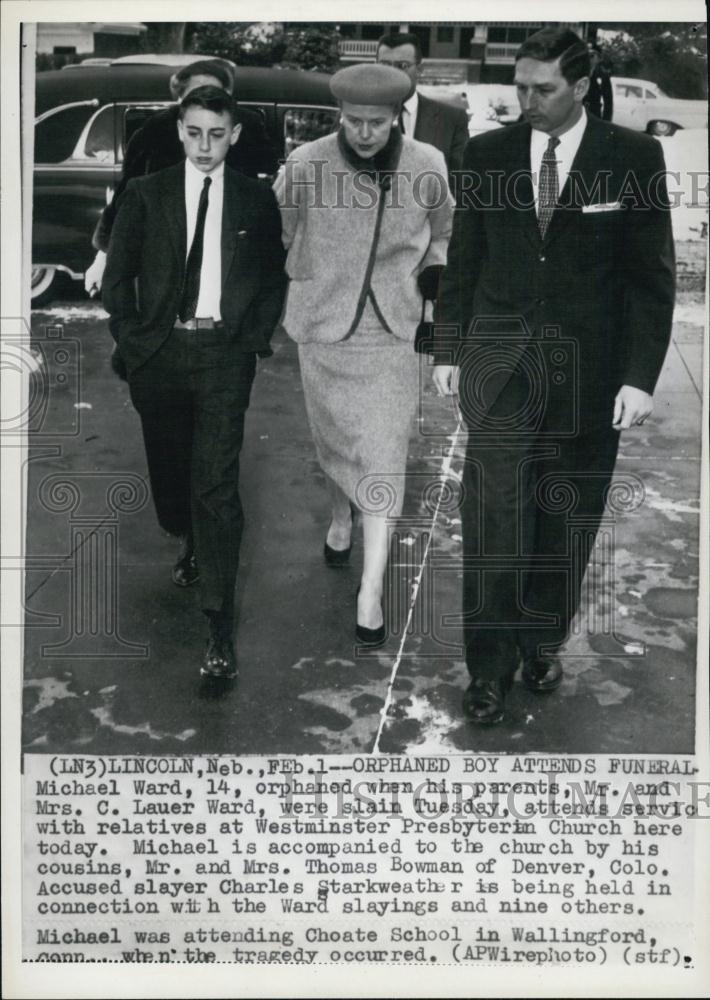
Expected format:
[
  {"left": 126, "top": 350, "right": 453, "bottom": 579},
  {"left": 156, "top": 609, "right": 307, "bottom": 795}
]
[
  {"left": 86, "top": 58, "right": 278, "bottom": 297},
  {"left": 103, "top": 86, "right": 287, "bottom": 679}
]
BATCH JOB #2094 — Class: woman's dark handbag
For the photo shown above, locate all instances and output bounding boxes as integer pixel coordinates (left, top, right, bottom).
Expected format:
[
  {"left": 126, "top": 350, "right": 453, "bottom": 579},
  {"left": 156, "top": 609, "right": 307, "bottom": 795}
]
[
  {"left": 414, "top": 265, "right": 444, "bottom": 355},
  {"left": 414, "top": 299, "right": 434, "bottom": 355}
]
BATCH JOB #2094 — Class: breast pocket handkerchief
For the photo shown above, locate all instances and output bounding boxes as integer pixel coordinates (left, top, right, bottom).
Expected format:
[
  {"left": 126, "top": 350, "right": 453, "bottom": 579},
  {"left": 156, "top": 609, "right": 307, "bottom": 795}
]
[{"left": 582, "top": 201, "right": 623, "bottom": 214}]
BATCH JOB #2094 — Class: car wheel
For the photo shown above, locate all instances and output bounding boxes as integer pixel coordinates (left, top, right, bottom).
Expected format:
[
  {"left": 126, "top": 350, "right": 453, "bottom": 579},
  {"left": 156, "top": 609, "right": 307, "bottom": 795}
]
[
  {"left": 31, "top": 265, "right": 62, "bottom": 307},
  {"left": 647, "top": 120, "right": 678, "bottom": 137}
]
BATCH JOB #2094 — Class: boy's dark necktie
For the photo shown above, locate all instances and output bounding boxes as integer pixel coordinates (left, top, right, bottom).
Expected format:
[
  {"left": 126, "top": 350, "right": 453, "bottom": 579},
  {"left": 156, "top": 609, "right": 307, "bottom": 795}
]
[{"left": 179, "top": 175, "right": 212, "bottom": 322}]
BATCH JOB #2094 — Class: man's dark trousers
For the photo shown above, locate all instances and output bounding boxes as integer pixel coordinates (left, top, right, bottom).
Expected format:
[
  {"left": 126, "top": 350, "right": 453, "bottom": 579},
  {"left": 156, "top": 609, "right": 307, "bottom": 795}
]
[
  {"left": 459, "top": 365, "right": 620, "bottom": 682},
  {"left": 128, "top": 328, "right": 256, "bottom": 636}
]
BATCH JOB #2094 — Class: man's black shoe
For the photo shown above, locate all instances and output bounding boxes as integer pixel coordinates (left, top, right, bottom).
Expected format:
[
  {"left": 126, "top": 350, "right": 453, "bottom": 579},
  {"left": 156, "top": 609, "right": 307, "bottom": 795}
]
[
  {"left": 172, "top": 538, "right": 199, "bottom": 587},
  {"left": 521, "top": 656, "right": 563, "bottom": 693},
  {"left": 201, "top": 636, "right": 237, "bottom": 680},
  {"left": 462, "top": 678, "right": 508, "bottom": 726}
]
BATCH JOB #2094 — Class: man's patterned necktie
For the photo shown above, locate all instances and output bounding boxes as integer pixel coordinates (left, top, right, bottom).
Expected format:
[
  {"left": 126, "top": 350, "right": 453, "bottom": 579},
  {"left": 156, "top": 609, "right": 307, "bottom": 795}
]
[
  {"left": 179, "top": 175, "right": 212, "bottom": 322},
  {"left": 537, "top": 136, "right": 560, "bottom": 239}
]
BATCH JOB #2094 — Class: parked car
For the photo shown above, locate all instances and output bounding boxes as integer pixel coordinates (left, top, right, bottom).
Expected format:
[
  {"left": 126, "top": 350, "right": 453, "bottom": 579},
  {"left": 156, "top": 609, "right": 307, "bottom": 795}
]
[
  {"left": 612, "top": 76, "right": 708, "bottom": 136},
  {"left": 419, "top": 83, "right": 520, "bottom": 137},
  {"left": 32, "top": 58, "right": 339, "bottom": 305}
]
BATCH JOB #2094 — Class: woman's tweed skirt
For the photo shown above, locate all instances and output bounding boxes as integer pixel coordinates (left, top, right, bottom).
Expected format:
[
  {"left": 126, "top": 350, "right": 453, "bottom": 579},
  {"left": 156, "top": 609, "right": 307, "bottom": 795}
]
[{"left": 298, "top": 305, "right": 418, "bottom": 519}]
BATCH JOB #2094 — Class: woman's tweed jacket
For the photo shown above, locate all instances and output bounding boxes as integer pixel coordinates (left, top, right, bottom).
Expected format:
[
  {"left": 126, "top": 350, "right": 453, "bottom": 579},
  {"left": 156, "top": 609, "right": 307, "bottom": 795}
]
[{"left": 274, "top": 132, "right": 454, "bottom": 344}]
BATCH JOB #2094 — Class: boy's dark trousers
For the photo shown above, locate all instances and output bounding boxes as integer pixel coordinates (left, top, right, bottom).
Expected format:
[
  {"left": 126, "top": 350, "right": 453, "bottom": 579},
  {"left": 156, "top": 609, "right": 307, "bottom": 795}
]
[{"left": 128, "top": 325, "right": 256, "bottom": 638}]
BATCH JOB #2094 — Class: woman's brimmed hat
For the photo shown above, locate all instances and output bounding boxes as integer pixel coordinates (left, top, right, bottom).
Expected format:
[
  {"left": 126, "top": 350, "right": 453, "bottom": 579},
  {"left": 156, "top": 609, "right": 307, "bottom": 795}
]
[{"left": 329, "top": 63, "right": 411, "bottom": 105}]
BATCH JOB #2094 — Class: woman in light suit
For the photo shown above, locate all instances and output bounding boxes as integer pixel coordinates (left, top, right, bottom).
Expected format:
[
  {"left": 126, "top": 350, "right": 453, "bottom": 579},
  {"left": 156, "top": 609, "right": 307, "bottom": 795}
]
[{"left": 275, "top": 63, "right": 453, "bottom": 646}]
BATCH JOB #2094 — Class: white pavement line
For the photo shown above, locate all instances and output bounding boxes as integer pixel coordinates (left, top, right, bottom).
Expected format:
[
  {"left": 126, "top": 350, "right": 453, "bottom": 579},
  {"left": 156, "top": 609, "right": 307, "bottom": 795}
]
[
  {"left": 24, "top": 516, "right": 115, "bottom": 601},
  {"left": 672, "top": 339, "right": 702, "bottom": 399},
  {"left": 371, "top": 417, "right": 465, "bottom": 754}
]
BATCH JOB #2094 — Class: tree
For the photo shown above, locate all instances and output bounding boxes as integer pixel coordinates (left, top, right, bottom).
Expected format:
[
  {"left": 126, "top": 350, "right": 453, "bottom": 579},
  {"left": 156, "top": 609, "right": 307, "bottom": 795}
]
[
  {"left": 280, "top": 24, "right": 342, "bottom": 72},
  {"left": 189, "top": 22, "right": 285, "bottom": 66},
  {"left": 189, "top": 21, "right": 341, "bottom": 72},
  {"left": 598, "top": 22, "right": 707, "bottom": 98},
  {"left": 142, "top": 23, "right": 186, "bottom": 54}
]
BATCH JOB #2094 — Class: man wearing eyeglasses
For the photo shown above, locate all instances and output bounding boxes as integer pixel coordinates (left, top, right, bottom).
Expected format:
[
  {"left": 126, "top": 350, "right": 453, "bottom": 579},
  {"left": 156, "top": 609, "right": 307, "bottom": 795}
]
[{"left": 376, "top": 31, "right": 469, "bottom": 174}]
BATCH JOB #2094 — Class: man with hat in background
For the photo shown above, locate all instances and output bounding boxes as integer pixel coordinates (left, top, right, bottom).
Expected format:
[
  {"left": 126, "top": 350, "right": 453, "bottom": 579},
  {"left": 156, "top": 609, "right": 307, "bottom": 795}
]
[{"left": 85, "top": 58, "right": 278, "bottom": 296}]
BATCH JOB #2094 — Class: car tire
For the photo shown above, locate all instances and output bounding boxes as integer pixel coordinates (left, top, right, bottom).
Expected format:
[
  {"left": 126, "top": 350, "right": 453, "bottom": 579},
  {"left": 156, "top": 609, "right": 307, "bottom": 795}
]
[
  {"left": 31, "top": 265, "right": 63, "bottom": 307},
  {"left": 647, "top": 120, "right": 678, "bottom": 137}
]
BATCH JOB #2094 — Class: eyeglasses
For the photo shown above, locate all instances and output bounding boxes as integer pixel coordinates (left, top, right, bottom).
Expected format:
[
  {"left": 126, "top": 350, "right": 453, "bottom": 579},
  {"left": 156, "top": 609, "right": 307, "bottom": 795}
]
[{"left": 378, "top": 59, "right": 416, "bottom": 71}]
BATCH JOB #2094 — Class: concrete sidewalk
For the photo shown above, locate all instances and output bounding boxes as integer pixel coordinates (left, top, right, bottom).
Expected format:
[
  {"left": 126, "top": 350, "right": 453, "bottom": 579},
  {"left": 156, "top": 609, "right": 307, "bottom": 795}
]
[{"left": 21, "top": 249, "right": 705, "bottom": 756}]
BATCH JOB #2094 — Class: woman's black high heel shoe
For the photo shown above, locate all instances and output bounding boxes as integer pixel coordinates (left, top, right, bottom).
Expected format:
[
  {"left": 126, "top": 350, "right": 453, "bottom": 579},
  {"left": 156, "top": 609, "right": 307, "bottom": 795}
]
[
  {"left": 323, "top": 504, "right": 357, "bottom": 568},
  {"left": 355, "top": 586, "right": 386, "bottom": 648},
  {"left": 324, "top": 539, "right": 352, "bottom": 567}
]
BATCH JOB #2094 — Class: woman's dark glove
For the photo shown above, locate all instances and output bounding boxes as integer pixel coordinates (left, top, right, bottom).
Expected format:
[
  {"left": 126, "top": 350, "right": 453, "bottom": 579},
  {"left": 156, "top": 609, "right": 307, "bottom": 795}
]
[{"left": 417, "top": 265, "right": 444, "bottom": 302}]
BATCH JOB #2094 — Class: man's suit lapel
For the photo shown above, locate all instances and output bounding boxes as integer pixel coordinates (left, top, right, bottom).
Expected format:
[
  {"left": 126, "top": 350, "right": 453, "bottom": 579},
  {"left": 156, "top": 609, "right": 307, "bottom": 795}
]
[
  {"left": 158, "top": 162, "right": 187, "bottom": 266},
  {"left": 221, "top": 169, "right": 246, "bottom": 291},
  {"left": 414, "top": 94, "right": 437, "bottom": 143},
  {"left": 543, "top": 115, "right": 606, "bottom": 247}
]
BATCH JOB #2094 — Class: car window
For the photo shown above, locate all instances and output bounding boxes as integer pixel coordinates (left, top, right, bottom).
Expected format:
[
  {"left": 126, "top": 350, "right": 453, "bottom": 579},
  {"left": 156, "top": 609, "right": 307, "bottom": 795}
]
[
  {"left": 34, "top": 105, "right": 96, "bottom": 164},
  {"left": 236, "top": 102, "right": 269, "bottom": 125},
  {"left": 615, "top": 84, "right": 644, "bottom": 99},
  {"left": 121, "top": 105, "right": 170, "bottom": 161},
  {"left": 645, "top": 89, "right": 657, "bottom": 99},
  {"left": 72, "top": 105, "right": 116, "bottom": 162},
  {"left": 281, "top": 106, "right": 339, "bottom": 156}
]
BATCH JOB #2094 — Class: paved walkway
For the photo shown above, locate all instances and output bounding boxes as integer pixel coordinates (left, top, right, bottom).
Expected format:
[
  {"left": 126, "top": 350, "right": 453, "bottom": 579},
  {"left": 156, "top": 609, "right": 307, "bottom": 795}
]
[{"left": 21, "top": 252, "right": 705, "bottom": 756}]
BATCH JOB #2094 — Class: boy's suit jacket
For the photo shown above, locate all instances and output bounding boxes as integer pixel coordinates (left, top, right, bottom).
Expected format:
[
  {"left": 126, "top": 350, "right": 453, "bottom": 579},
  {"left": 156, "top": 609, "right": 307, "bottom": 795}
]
[
  {"left": 93, "top": 104, "right": 278, "bottom": 252},
  {"left": 103, "top": 162, "right": 287, "bottom": 374}
]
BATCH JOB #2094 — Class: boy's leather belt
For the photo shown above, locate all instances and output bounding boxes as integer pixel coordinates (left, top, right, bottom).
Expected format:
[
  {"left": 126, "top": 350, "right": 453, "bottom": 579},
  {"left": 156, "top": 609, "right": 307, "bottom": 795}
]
[{"left": 173, "top": 318, "right": 224, "bottom": 330}]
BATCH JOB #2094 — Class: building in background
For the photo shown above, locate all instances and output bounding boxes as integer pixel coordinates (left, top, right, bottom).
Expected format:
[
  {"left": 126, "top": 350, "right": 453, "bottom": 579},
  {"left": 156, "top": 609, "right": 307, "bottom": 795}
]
[
  {"left": 339, "top": 22, "right": 591, "bottom": 83},
  {"left": 36, "top": 23, "right": 147, "bottom": 61},
  {"left": 34, "top": 21, "right": 594, "bottom": 81}
]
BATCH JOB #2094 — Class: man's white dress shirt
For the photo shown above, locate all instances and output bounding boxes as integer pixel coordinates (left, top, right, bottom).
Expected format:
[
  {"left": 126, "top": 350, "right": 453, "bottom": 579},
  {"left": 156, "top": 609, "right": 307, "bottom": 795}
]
[{"left": 401, "top": 91, "right": 419, "bottom": 137}]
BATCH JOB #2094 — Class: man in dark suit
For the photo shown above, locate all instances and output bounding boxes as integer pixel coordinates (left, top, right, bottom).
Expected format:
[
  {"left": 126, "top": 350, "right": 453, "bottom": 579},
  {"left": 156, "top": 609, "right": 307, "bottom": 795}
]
[
  {"left": 584, "top": 43, "right": 614, "bottom": 121},
  {"left": 433, "top": 28, "right": 675, "bottom": 725},
  {"left": 376, "top": 31, "right": 469, "bottom": 174},
  {"left": 86, "top": 58, "right": 278, "bottom": 294},
  {"left": 103, "top": 86, "right": 287, "bottom": 679}
]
